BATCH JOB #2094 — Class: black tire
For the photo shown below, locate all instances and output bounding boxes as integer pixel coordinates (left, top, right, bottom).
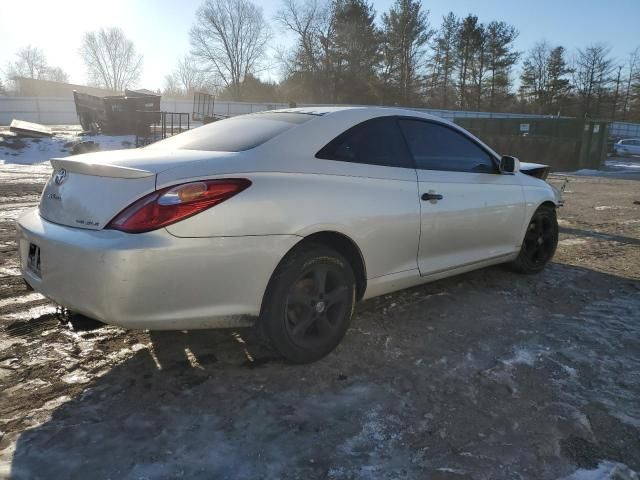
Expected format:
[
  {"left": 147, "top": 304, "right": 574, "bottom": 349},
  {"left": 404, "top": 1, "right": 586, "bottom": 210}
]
[
  {"left": 260, "top": 244, "right": 356, "bottom": 364},
  {"left": 511, "top": 205, "right": 559, "bottom": 274}
]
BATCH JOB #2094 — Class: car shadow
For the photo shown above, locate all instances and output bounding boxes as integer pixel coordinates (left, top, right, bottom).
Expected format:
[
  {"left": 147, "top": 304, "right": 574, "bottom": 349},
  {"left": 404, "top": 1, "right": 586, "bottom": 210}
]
[
  {"left": 559, "top": 226, "right": 640, "bottom": 246},
  {"left": 7, "top": 263, "right": 640, "bottom": 479}
]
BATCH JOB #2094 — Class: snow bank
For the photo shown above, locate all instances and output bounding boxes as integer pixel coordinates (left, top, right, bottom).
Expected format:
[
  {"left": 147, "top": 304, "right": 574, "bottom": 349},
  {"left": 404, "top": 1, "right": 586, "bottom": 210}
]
[{"left": 0, "top": 129, "right": 135, "bottom": 165}]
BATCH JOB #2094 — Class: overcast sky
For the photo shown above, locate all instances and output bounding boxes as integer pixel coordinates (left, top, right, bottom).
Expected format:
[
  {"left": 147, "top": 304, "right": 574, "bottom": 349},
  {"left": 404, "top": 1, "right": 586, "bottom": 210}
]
[{"left": 1, "top": 0, "right": 639, "bottom": 91}]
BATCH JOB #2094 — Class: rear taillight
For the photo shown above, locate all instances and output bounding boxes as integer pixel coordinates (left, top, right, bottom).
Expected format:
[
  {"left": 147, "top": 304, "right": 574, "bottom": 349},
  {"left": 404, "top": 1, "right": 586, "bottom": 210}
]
[{"left": 106, "top": 178, "right": 251, "bottom": 233}]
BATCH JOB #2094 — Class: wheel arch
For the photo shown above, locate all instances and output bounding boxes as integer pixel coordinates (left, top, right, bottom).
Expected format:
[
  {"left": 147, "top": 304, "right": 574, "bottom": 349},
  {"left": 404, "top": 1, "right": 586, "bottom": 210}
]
[
  {"left": 538, "top": 200, "right": 557, "bottom": 210},
  {"left": 518, "top": 199, "right": 558, "bottom": 248},
  {"left": 301, "top": 231, "right": 367, "bottom": 300},
  {"left": 262, "top": 230, "right": 368, "bottom": 313}
]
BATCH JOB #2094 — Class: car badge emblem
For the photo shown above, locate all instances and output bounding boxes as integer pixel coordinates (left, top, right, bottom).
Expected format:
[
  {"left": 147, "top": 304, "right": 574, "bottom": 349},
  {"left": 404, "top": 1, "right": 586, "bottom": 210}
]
[{"left": 54, "top": 168, "right": 67, "bottom": 186}]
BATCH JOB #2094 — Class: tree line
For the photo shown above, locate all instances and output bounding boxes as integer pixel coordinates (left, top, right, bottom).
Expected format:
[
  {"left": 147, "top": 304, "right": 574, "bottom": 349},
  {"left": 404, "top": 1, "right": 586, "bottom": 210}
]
[
  {"left": 3, "top": 0, "right": 640, "bottom": 122},
  {"left": 172, "top": 0, "right": 640, "bottom": 122},
  {"left": 270, "top": 0, "right": 640, "bottom": 121}
]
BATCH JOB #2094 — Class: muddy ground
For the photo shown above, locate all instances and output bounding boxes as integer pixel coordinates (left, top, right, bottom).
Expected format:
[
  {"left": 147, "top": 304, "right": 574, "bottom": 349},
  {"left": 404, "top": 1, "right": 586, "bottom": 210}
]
[{"left": 0, "top": 165, "right": 639, "bottom": 479}]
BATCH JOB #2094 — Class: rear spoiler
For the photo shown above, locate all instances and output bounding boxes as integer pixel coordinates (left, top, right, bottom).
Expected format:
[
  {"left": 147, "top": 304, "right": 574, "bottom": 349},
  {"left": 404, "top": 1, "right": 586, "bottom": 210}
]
[{"left": 50, "top": 158, "right": 154, "bottom": 179}]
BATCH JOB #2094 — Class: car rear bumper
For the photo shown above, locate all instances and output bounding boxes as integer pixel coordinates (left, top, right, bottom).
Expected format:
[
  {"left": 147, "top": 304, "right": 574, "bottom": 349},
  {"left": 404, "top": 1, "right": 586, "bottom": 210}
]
[{"left": 17, "top": 208, "right": 300, "bottom": 330}]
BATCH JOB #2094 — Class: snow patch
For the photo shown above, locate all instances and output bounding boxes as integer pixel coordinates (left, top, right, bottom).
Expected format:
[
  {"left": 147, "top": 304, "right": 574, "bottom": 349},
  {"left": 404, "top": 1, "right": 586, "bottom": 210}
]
[
  {"left": 607, "top": 160, "right": 640, "bottom": 169},
  {"left": 0, "top": 293, "right": 45, "bottom": 309},
  {"left": 610, "top": 412, "right": 640, "bottom": 429},
  {"left": 502, "top": 347, "right": 537, "bottom": 367},
  {"left": 0, "top": 129, "right": 135, "bottom": 165},
  {"left": 561, "top": 364, "right": 578, "bottom": 378},
  {"left": 4, "top": 305, "right": 56, "bottom": 320},
  {"left": 61, "top": 372, "right": 92, "bottom": 385},
  {"left": 560, "top": 238, "right": 588, "bottom": 246},
  {"left": 0, "top": 266, "right": 22, "bottom": 277},
  {"left": 561, "top": 461, "right": 638, "bottom": 480},
  {"left": 556, "top": 158, "right": 640, "bottom": 178}
]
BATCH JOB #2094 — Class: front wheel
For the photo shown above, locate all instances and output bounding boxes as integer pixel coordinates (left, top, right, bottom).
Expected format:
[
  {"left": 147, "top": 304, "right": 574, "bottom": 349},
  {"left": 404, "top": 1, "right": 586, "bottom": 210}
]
[
  {"left": 511, "top": 205, "right": 559, "bottom": 274},
  {"left": 260, "top": 245, "right": 356, "bottom": 363}
]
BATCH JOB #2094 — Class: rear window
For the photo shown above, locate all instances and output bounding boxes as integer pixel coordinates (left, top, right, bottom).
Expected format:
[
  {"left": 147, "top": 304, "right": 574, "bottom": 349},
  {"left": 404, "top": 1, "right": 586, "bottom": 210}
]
[{"left": 148, "top": 112, "right": 314, "bottom": 152}]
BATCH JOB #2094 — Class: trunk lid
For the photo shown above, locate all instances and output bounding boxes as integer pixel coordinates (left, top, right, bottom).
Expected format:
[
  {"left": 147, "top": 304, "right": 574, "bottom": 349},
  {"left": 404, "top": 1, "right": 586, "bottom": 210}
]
[
  {"left": 40, "top": 158, "right": 156, "bottom": 230},
  {"left": 39, "top": 148, "right": 245, "bottom": 230}
]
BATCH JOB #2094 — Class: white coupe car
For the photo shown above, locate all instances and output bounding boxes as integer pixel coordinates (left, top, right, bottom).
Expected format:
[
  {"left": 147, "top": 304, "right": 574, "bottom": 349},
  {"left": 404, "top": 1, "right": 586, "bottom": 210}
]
[
  {"left": 613, "top": 138, "right": 640, "bottom": 157},
  {"left": 17, "top": 107, "right": 561, "bottom": 363}
]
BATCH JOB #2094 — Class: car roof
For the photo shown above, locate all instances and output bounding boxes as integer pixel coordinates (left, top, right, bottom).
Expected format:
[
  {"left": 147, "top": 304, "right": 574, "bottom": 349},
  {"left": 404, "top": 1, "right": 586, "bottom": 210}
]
[
  {"left": 251, "top": 105, "right": 500, "bottom": 162},
  {"left": 262, "top": 105, "right": 446, "bottom": 122}
]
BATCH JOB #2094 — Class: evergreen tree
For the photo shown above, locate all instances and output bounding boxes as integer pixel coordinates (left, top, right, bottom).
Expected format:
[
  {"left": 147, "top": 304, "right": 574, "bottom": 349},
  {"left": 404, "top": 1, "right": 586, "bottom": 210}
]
[
  {"left": 469, "top": 22, "right": 486, "bottom": 110},
  {"left": 545, "top": 46, "right": 572, "bottom": 111},
  {"left": 484, "top": 21, "right": 519, "bottom": 110},
  {"left": 455, "top": 15, "right": 482, "bottom": 109},
  {"left": 381, "top": 0, "right": 432, "bottom": 106},
  {"left": 331, "top": 0, "right": 381, "bottom": 104},
  {"left": 427, "top": 12, "right": 459, "bottom": 108}
]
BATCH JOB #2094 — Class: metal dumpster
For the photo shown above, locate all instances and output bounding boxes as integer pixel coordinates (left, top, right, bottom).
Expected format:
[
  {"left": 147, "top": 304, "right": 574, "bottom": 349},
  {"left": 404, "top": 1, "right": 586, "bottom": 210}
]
[
  {"left": 73, "top": 89, "right": 161, "bottom": 135},
  {"left": 454, "top": 117, "right": 609, "bottom": 171}
]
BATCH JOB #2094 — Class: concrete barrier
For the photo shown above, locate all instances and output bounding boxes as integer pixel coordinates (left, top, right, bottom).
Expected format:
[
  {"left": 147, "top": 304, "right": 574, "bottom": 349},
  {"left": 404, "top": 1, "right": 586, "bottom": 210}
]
[
  {"left": 3, "top": 96, "right": 640, "bottom": 139},
  {"left": 0, "top": 96, "right": 290, "bottom": 126}
]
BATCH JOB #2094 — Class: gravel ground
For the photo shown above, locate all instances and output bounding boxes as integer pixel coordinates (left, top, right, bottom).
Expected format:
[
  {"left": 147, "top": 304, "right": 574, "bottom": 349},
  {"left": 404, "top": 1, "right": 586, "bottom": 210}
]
[{"left": 0, "top": 163, "right": 639, "bottom": 480}]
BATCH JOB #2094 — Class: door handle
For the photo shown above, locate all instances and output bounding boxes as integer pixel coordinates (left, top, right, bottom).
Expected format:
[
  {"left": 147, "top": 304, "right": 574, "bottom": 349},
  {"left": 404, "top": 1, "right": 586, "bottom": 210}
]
[{"left": 421, "top": 192, "right": 443, "bottom": 201}]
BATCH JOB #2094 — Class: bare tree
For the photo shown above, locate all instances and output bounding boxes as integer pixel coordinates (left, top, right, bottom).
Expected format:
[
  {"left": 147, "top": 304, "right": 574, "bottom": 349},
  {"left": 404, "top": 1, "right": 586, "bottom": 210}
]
[
  {"left": 190, "top": 0, "right": 271, "bottom": 100},
  {"left": 4, "top": 45, "right": 69, "bottom": 86},
  {"left": 519, "top": 42, "right": 571, "bottom": 113},
  {"left": 5, "top": 45, "right": 69, "bottom": 88},
  {"left": 276, "top": 0, "right": 328, "bottom": 75},
  {"left": 44, "top": 66, "right": 69, "bottom": 83},
  {"left": 80, "top": 28, "right": 143, "bottom": 91},
  {"left": 163, "top": 73, "right": 182, "bottom": 98},
  {"left": 9, "top": 46, "right": 48, "bottom": 79},
  {"left": 275, "top": 0, "right": 336, "bottom": 103},
  {"left": 164, "top": 56, "right": 217, "bottom": 97}
]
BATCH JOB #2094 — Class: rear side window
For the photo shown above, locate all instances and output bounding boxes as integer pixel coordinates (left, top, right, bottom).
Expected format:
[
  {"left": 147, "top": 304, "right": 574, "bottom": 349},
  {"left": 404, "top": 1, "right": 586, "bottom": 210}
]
[
  {"left": 316, "top": 117, "right": 412, "bottom": 168},
  {"left": 398, "top": 119, "right": 498, "bottom": 174},
  {"left": 148, "top": 112, "right": 314, "bottom": 152}
]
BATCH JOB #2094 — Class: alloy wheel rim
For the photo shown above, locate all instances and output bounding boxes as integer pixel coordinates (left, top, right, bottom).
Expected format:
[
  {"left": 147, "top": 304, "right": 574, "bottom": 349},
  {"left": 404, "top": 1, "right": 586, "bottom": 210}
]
[
  {"left": 284, "top": 264, "right": 350, "bottom": 348},
  {"left": 523, "top": 215, "right": 556, "bottom": 265}
]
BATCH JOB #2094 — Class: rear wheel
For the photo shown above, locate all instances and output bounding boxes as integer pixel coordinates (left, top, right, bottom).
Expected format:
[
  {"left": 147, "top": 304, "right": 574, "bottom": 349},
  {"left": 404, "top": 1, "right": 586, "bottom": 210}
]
[
  {"left": 261, "top": 245, "right": 356, "bottom": 363},
  {"left": 511, "top": 205, "right": 558, "bottom": 274}
]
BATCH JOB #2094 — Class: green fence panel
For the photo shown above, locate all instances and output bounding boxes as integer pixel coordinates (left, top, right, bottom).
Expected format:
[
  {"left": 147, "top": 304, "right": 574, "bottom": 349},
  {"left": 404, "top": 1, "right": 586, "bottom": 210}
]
[{"left": 454, "top": 117, "right": 607, "bottom": 171}]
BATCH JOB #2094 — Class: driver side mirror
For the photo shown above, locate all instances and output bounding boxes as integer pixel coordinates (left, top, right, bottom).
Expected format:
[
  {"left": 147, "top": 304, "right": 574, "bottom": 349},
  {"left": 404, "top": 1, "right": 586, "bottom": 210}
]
[{"left": 500, "top": 155, "right": 520, "bottom": 174}]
